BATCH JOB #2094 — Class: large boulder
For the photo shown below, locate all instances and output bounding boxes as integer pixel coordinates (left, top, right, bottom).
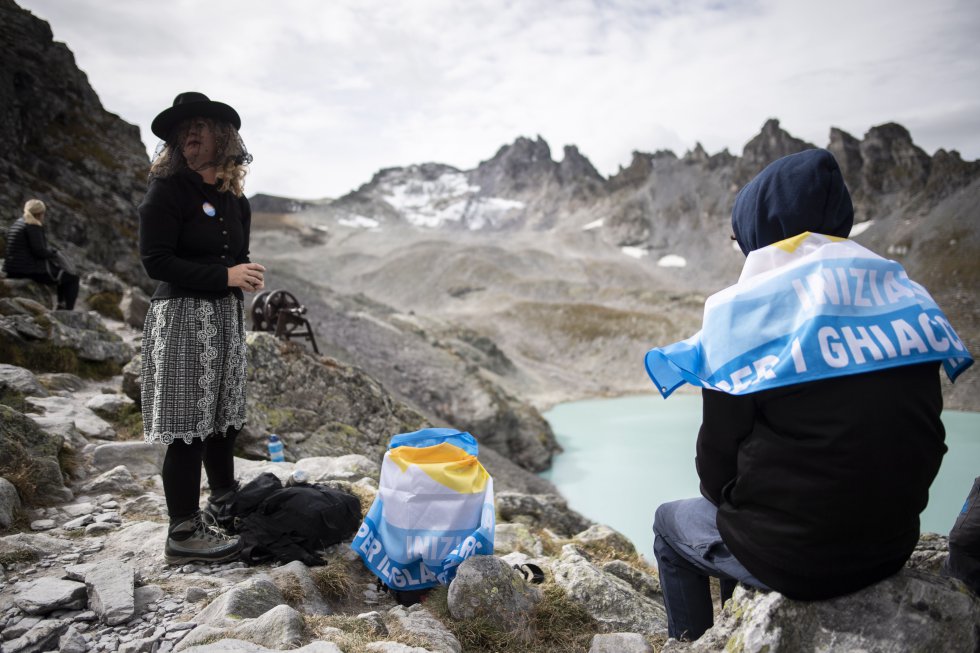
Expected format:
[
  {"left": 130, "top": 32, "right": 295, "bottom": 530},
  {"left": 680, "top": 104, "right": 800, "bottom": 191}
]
[
  {"left": 495, "top": 492, "right": 593, "bottom": 537},
  {"left": 242, "top": 333, "right": 427, "bottom": 462},
  {"left": 447, "top": 555, "right": 541, "bottom": 642},
  {"left": 0, "top": 404, "right": 71, "bottom": 504},
  {"left": 0, "top": 297, "right": 133, "bottom": 379},
  {"left": 0, "top": 362, "right": 47, "bottom": 412},
  {"left": 670, "top": 568, "right": 980, "bottom": 653},
  {"left": 120, "top": 285, "right": 151, "bottom": 329},
  {"left": 385, "top": 604, "right": 462, "bottom": 653},
  {"left": 0, "top": 476, "right": 22, "bottom": 528},
  {"left": 193, "top": 575, "right": 286, "bottom": 627},
  {"left": 121, "top": 354, "right": 141, "bottom": 405},
  {"left": 177, "top": 604, "right": 307, "bottom": 652},
  {"left": 91, "top": 442, "right": 164, "bottom": 477},
  {"left": 550, "top": 544, "right": 667, "bottom": 635},
  {"left": 13, "top": 577, "right": 88, "bottom": 615},
  {"left": 0, "top": 277, "right": 55, "bottom": 307}
]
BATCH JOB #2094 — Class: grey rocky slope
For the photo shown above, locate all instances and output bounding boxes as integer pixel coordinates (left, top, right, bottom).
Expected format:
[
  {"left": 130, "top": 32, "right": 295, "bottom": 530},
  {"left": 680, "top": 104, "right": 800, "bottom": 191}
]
[
  {"left": 250, "top": 267, "right": 562, "bottom": 472},
  {"left": 0, "top": 0, "right": 151, "bottom": 290},
  {"left": 1, "top": 296, "right": 976, "bottom": 652}
]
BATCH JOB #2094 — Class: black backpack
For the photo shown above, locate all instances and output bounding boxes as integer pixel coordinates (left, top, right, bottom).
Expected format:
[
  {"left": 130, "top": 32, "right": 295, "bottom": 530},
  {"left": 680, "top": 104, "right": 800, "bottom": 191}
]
[{"left": 226, "top": 473, "right": 361, "bottom": 566}]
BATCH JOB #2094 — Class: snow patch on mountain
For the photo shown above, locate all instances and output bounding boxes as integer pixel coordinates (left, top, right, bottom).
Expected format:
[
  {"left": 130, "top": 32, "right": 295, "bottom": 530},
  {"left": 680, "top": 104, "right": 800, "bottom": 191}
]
[
  {"left": 621, "top": 246, "right": 648, "bottom": 259},
  {"left": 339, "top": 214, "right": 380, "bottom": 229},
  {"left": 657, "top": 254, "right": 687, "bottom": 268},
  {"left": 466, "top": 197, "right": 526, "bottom": 230},
  {"left": 850, "top": 220, "right": 875, "bottom": 237},
  {"left": 378, "top": 170, "right": 524, "bottom": 229}
]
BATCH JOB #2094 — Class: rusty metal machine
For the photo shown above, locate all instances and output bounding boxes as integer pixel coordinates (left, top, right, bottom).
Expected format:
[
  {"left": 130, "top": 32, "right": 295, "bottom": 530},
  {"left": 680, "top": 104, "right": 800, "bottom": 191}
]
[{"left": 250, "top": 289, "right": 320, "bottom": 354}]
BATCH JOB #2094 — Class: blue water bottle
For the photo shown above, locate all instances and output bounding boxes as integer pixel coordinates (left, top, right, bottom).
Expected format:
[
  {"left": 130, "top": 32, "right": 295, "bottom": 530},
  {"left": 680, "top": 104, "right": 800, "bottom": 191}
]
[{"left": 267, "top": 434, "right": 285, "bottom": 462}]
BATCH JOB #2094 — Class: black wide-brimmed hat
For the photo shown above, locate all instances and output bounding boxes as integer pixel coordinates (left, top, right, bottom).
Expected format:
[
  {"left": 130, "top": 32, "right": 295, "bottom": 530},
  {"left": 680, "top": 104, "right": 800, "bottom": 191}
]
[{"left": 151, "top": 91, "right": 241, "bottom": 140}]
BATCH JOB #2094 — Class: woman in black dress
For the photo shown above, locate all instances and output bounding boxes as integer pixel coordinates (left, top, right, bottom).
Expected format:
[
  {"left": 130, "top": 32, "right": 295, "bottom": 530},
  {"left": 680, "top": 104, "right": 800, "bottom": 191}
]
[{"left": 139, "top": 92, "right": 266, "bottom": 564}]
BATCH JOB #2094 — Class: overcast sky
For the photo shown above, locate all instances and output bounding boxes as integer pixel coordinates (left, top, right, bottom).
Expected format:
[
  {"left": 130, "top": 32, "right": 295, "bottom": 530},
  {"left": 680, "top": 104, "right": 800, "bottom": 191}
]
[{"left": 18, "top": 0, "right": 980, "bottom": 200}]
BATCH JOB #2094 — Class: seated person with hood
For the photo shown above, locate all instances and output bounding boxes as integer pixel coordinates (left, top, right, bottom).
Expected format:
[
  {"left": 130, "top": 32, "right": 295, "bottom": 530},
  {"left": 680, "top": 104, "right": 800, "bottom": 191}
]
[{"left": 644, "top": 148, "right": 973, "bottom": 641}]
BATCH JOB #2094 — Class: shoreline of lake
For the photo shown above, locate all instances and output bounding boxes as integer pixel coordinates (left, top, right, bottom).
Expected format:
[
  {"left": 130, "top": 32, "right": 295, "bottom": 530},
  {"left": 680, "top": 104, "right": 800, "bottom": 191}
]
[{"left": 541, "top": 394, "right": 979, "bottom": 561}]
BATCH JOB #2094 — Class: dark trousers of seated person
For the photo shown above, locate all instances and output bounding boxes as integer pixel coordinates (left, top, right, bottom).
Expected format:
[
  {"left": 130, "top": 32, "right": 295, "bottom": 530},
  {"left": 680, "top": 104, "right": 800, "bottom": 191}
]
[
  {"left": 162, "top": 427, "right": 239, "bottom": 525},
  {"left": 653, "top": 498, "right": 770, "bottom": 641},
  {"left": 16, "top": 270, "right": 80, "bottom": 310},
  {"left": 946, "top": 476, "right": 980, "bottom": 595}
]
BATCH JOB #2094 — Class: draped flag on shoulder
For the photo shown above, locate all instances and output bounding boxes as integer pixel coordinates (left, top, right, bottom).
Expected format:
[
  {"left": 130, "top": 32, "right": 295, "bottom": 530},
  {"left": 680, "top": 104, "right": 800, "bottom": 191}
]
[
  {"left": 351, "top": 428, "right": 495, "bottom": 591},
  {"left": 645, "top": 232, "right": 973, "bottom": 398}
]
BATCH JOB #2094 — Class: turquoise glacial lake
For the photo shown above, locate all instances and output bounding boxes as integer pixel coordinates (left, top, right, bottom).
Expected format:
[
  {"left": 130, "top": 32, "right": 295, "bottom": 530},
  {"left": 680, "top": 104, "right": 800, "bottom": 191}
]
[{"left": 542, "top": 394, "right": 980, "bottom": 561}]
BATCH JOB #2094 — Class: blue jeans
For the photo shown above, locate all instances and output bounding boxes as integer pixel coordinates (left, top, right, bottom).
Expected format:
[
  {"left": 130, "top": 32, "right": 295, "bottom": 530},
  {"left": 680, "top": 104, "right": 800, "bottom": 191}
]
[{"left": 653, "top": 497, "right": 769, "bottom": 640}]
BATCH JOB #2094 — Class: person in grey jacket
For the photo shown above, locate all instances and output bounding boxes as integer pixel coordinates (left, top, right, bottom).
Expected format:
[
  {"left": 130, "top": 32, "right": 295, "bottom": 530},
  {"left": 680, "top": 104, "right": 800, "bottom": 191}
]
[{"left": 3, "top": 199, "right": 79, "bottom": 309}]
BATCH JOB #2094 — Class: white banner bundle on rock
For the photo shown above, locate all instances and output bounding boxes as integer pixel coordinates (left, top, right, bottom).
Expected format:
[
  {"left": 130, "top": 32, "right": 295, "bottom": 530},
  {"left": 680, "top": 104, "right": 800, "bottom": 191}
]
[{"left": 351, "top": 428, "right": 495, "bottom": 590}]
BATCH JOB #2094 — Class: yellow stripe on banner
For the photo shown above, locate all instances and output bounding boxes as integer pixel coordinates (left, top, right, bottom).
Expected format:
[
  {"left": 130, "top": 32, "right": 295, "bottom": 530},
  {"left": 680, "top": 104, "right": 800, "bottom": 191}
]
[
  {"left": 772, "top": 231, "right": 846, "bottom": 253},
  {"left": 388, "top": 443, "right": 490, "bottom": 494}
]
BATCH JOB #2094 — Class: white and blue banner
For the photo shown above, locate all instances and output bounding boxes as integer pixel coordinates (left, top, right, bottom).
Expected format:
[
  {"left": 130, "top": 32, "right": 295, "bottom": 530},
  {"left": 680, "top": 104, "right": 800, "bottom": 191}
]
[
  {"left": 645, "top": 232, "right": 973, "bottom": 398},
  {"left": 351, "top": 428, "right": 495, "bottom": 590}
]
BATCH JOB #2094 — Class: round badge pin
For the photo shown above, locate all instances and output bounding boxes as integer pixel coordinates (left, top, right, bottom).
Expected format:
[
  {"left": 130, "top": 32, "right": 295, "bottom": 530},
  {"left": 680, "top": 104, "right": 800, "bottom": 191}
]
[{"left": 202, "top": 202, "right": 216, "bottom": 217}]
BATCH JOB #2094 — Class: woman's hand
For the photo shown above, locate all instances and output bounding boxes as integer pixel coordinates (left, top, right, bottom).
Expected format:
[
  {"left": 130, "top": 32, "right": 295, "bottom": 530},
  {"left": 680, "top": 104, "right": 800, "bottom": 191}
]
[{"left": 228, "top": 262, "right": 266, "bottom": 292}]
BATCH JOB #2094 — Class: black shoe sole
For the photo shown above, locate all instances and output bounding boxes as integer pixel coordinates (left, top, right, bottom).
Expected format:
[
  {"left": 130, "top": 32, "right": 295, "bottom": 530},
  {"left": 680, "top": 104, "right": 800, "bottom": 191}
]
[{"left": 164, "top": 544, "right": 241, "bottom": 566}]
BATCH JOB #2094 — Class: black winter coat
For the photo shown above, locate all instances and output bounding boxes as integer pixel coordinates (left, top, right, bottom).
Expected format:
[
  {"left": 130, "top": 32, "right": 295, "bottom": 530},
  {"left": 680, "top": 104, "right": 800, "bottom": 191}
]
[
  {"left": 697, "top": 362, "right": 946, "bottom": 600},
  {"left": 138, "top": 171, "right": 251, "bottom": 301},
  {"left": 3, "top": 218, "right": 55, "bottom": 277}
]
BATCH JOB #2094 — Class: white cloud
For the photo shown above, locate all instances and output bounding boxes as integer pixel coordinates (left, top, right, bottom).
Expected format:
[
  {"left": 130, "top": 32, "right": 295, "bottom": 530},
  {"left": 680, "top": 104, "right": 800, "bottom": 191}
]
[{"left": 17, "top": 0, "right": 980, "bottom": 199}]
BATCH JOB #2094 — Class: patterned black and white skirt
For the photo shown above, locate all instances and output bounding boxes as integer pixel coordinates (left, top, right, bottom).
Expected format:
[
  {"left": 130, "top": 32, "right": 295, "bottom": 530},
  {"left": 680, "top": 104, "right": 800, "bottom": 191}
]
[{"left": 141, "top": 295, "right": 247, "bottom": 445}]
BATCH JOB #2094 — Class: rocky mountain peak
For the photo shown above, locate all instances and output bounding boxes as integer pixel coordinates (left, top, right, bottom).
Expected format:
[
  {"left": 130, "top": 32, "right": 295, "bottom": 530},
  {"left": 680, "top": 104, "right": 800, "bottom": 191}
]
[
  {"left": 471, "top": 135, "right": 559, "bottom": 196},
  {"left": 858, "top": 122, "right": 932, "bottom": 196},
  {"left": 735, "top": 118, "right": 816, "bottom": 185},
  {"left": 826, "top": 122, "right": 980, "bottom": 220},
  {"left": 683, "top": 142, "right": 710, "bottom": 164},
  {"left": 558, "top": 145, "right": 603, "bottom": 184},
  {"left": 827, "top": 126, "right": 864, "bottom": 187},
  {"left": 0, "top": 0, "right": 150, "bottom": 288},
  {"left": 248, "top": 194, "right": 316, "bottom": 214}
]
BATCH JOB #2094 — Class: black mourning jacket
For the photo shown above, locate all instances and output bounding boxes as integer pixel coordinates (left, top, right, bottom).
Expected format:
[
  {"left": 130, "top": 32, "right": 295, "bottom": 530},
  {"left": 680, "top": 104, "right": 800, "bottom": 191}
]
[
  {"left": 3, "top": 217, "right": 55, "bottom": 276},
  {"left": 138, "top": 171, "right": 251, "bottom": 301},
  {"left": 697, "top": 362, "right": 946, "bottom": 600}
]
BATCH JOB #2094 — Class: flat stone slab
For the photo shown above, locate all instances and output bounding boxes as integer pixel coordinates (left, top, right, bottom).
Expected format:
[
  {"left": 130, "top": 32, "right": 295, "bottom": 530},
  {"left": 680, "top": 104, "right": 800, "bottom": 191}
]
[
  {"left": 14, "top": 577, "right": 88, "bottom": 615},
  {"left": 85, "top": 560, "right": 136, "bottom": 625}
]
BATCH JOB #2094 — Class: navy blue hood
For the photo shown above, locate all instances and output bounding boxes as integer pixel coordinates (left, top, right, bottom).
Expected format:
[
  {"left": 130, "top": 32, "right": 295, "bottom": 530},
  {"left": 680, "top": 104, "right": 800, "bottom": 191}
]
[{"left": 731, "top": 149, "right": 854, "bottom": 255}]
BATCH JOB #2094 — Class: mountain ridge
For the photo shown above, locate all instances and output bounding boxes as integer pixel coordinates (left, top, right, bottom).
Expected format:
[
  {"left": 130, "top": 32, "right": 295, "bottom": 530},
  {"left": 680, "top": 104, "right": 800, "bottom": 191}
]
[{"left": 258, "top": 120, "right": 978, "bottom": 411}]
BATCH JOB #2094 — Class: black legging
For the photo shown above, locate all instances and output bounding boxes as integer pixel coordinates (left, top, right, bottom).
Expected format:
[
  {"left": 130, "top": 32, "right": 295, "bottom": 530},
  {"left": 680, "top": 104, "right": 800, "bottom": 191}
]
[
  {"left": 162, "top": 427, "right": 239, "bottom": 524},
  {"left": 18, "top": 271, "right": 80, "bottom": 310}
]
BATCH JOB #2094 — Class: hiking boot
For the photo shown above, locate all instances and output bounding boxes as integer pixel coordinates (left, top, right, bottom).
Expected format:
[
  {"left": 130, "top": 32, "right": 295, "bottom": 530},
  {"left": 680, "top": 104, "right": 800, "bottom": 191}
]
[
  {"left": 203, "top": 481, "right": 240, "bottom": 533},
  {"left": 164, "top": 512, "right": 241, "bottom": 565}
]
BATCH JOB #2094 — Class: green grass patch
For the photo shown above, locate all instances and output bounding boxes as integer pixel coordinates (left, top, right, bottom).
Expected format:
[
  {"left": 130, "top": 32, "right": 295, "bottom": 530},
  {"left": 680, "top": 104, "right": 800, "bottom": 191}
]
[
  {"left": 425, "top": 582, "right": 601, "bottom": 653},
  {"left": 86, "top": 291, "right": 124, "bottom": 321},
  {"left": 0, "top": 389, "right": 29, "bottom": 413},
  {"left": 276, "top": 573, "right": 305, "bottom": 608},
  {"left": 0, "top": 547, "right": 40, "bottom": 566},
  {"left": 57, "top": 446, "right": 83, "bottom": 482},
  {"left": 304, "top": 615, "right": 376, "bottom": 652},
  {"left": 0, "top": 437, "right": 41, "bottom": 506},
  {"left": 108, "top": 403, "right": 144, "bottom": 441},
  {"left": 0, "top": 339, "right": 120, "bottom": 379},
  {"left": 311, "top": 559, "right": 357, "bottom": 601}
]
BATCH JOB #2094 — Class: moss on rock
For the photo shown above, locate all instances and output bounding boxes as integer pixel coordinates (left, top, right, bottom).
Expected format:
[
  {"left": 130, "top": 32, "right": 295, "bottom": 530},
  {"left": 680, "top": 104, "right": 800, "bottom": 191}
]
[{"left": 86, "top": 291, "right": 124, "bottom": 321}]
